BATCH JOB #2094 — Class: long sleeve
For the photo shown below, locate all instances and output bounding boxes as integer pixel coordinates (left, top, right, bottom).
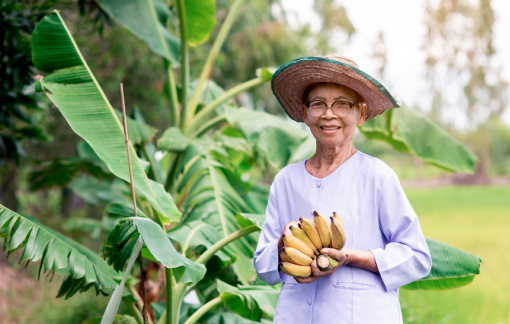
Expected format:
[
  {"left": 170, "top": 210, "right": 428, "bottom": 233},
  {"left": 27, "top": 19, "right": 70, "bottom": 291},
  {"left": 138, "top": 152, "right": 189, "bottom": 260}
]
[
  {"left": 371, "top": 170, "right": 432, "bottom": 292},
  {"left": 253, "top": 182, "right": 285, "bottom": 285}
]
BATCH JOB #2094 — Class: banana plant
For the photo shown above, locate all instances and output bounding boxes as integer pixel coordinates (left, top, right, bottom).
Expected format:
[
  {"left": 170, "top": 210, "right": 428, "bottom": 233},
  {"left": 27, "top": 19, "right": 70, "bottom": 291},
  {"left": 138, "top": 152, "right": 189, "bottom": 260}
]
[{"left": 5, "top": 0, "right": 481, "bottom": 323}]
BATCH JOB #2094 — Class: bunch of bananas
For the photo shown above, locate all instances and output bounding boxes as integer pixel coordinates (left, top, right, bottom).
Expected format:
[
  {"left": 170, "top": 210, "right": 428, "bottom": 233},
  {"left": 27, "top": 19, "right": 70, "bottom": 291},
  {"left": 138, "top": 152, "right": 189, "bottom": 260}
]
[{"left": 279, "top": 210, "right": 346, "bottom": 278}]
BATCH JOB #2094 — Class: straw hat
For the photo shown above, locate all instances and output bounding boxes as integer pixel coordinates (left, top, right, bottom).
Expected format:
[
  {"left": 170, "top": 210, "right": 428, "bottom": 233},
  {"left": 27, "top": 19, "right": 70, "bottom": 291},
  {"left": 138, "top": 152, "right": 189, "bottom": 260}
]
[{"left": 271, "top": 54, "right": 400, "bottom": 121}]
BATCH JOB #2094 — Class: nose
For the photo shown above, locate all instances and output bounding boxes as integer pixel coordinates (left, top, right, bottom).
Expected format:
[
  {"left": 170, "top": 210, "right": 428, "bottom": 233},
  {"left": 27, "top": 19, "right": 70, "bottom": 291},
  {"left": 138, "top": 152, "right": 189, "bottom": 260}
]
[{"left": 321, "top": 106, "right": 338, "bottom": 119}]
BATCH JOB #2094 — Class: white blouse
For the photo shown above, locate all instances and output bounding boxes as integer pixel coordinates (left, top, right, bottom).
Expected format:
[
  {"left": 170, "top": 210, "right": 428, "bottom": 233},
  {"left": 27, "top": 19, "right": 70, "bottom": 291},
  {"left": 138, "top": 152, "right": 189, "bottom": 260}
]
[{"left": 253, "top": 151, "right": 431, "bottom": 324}]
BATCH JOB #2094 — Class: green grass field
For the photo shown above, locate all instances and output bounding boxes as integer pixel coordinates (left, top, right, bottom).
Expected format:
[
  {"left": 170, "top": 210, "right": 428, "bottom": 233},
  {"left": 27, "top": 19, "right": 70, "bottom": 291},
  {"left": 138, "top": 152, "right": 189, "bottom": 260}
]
[{"left": 400, "top": 185, "right": 510, "bottom": 324}]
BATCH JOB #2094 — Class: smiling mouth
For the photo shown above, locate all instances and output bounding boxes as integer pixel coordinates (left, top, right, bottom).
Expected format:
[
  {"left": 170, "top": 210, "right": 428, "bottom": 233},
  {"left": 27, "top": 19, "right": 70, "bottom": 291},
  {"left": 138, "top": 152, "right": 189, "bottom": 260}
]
[{"left": 320, "top": 126, "right": 341, "bottom": 130}]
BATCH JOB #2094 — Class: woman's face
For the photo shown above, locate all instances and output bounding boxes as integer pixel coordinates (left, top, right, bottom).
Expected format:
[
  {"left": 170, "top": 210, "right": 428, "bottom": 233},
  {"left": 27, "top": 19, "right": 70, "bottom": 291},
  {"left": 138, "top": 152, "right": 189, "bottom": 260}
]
[{"left": 301, "top": 83, "right": 366, "bottom": 148}]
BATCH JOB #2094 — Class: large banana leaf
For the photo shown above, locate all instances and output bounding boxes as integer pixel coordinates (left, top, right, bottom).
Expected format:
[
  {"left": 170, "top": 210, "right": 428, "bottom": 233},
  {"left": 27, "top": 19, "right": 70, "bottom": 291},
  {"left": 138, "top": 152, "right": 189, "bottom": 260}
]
[
  {"left": 217, "top": 280, "right": 279, "bottom": 321},
  {"left": 402, "top": 237, "right": 482, "bottom": 290},
  {"left": 171, "top": 138, "right": 260, "bottom": 284},
  {"left": 97, "top": 0, "right": 180, "bottom": 64},
  {"left": 101, "top": 217, "right": 206, "bottom": 285},
  {"left": 32, "top": 11, "right": 180, "bottom": 224},
  {"left": 202, "top": 312, "right": 273, "bottom": 324},
  {"left": 167, "top": 220, "right": 233, "bottom": 263},
  {"left": 0, "top": 205, "right": 119, "bottom": 299},
  {"left": 184, "top": 0, "right": 217, "bottom": 46},
  {"left": 113, "top": 109, "right": 157, "bottom": 145},
  {"left": 224, "top": 108, "right": 311, "bottom": 170},
  {"left": 359, "top": 105, "right": 477, "bottom": 173}
]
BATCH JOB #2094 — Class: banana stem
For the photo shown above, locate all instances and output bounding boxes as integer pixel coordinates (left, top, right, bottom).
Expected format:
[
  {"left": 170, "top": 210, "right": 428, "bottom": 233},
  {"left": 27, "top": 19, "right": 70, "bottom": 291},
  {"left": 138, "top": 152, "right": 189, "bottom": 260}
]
[
  {"left": 196, "top": 225, "right": 259, "bottom": 265},
  {"left": 190, "top": 115, "right": 226, "bottom": 138},
  {"left": 186, "top": 77, "right": 265, "bottom": 133},
  {"left": 165, "top": 268, "right": 173, "bottom": 324},
  {"left": 175, "top": 0, "right": 189, "bottom": 126},
  {"left": 123, "top": 297, "right": 144, "bottom": 324},
  {"left": 165, "top": 60, "right": 180, "bottom": 127},
  {"left": 157, "top": 283, "right": 186, "bottom": 324},
  {"left": 183, "top": 0, "right": 246, "bottom": 127},
  {"left": 164, "top": 152, "right": 182, "bottom": 193},
  {"left": 183, "top": 295, "right": 236, "bottom": 324},
  {"left": 142, "top": 144, "right": 162, "bottom": 183}
]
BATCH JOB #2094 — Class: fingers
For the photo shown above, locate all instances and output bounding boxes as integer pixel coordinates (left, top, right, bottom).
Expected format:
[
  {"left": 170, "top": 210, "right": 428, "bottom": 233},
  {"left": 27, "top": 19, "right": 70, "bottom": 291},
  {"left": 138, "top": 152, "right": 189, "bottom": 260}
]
[
  {"left": 295, "top": 276, "right": 317, "bottom": 284},
  {"left": 283, "top": 220, "right": 300, "bottom": 237}
]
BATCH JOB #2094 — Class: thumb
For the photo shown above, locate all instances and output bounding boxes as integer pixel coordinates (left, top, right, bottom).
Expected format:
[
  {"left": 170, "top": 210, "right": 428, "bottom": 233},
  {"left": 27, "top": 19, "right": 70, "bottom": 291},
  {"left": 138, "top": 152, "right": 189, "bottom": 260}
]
[{"left": 321, "top": 248, "right": 342, "bottom": 260}]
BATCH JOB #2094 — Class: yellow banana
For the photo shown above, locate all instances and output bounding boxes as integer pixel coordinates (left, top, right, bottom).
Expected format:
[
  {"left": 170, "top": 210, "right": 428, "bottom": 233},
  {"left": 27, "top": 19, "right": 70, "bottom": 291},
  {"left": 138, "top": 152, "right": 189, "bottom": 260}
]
[
  {"left": 290, "top": 225, "right": 319, "bottom": 255},
  {"left": 313, "top": 210, "right": 331, "bottom": 248},
  {"left": 298, "top": 217, "right": 323, "bottom": 252},
  {"left": 282, "top": 247, "right": 313, "bottom": 266},
  {"left": 280, "top": 262, "right": 312, "bottom": 278},
  {"left": 330, "top": 216, "right": 346, "bottom": 250},
  {"left": 332, "top": 211, "right": 344, "bottom": 227},
  {"left": 282, "top": 234, "right": 315, "bottom": 259},
  {"left": 279, "top": 248, "right": 293, "bottom": 263},
  {"left": 316, "top": 254, "right": 339, "bottom": 271}
]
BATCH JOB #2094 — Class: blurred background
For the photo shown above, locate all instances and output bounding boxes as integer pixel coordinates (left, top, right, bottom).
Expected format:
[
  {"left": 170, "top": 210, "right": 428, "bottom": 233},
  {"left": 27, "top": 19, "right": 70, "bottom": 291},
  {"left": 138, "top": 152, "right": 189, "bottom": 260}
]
[{"left": 1, "top": 0, "right": 509, "bottom": 323}]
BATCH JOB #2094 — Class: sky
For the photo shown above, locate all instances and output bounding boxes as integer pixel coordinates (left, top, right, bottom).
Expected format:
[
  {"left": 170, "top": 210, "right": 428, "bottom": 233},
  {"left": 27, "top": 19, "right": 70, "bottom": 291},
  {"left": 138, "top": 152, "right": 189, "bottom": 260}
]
[{"left": 277, "top": 0, "right": 510, "bottom": 128}]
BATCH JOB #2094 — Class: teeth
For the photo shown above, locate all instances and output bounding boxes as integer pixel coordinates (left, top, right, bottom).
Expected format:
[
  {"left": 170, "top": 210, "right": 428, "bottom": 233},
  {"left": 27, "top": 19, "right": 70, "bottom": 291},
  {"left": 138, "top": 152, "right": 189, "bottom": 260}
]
[{"left": 321, "top": 126, "right": 340, "bottom": 130}]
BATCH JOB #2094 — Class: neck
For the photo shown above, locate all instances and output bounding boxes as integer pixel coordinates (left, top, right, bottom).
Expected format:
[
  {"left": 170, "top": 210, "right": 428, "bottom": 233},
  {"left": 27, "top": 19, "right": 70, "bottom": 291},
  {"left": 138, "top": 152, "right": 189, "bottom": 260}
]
[{"left": 306, "top": 142, "right": 357, "bottom": 178}]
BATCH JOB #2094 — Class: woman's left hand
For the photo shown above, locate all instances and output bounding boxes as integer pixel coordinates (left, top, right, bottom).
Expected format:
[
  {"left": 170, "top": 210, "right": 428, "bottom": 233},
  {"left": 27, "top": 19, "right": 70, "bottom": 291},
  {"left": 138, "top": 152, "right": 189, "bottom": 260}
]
[{"left": 294, "top": 248, "right": 351, "bottom": 284}]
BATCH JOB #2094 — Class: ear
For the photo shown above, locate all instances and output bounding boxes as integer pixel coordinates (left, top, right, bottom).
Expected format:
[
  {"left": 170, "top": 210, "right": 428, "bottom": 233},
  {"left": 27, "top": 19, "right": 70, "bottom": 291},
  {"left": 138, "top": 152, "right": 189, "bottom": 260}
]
[
  {"left": 357, "top": 103, "right": 367, "bottom": 126},
  {"left": 301, "top": 105, "right": 310, "bottom": 126}
]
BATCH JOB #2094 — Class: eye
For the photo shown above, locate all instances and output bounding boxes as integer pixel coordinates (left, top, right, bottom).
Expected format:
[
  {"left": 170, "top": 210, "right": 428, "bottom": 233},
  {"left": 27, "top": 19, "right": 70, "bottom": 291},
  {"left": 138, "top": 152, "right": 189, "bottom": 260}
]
[
  {"left": 309, "top": 101, "right": 325, "bottom": 108},
  {"left": 333, "top": 101, "right": 352, "bottom": 108}
]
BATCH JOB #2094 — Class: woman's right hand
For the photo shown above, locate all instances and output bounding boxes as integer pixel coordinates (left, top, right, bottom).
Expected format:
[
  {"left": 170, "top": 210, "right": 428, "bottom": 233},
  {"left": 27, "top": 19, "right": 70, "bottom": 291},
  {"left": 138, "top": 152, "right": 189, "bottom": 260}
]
[{"left": 278, "top": 220, "right": 301, "bottom": 251}]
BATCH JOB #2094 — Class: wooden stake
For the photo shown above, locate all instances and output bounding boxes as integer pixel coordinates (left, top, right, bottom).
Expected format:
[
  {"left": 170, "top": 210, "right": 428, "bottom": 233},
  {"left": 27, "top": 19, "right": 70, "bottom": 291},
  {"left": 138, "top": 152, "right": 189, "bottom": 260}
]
[
  {"left": 120, "top": 83, "right": 147, "bottom": 324},
  {"left": 120, "top": 83, "right": 138, "bottom": 218}
]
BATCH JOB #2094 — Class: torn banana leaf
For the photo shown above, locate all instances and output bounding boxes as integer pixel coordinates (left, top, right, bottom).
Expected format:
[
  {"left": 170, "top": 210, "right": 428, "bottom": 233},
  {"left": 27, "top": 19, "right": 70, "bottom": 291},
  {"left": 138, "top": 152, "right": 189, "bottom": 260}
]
[{"left": 0, "top": 205, "right": 119, "bottom": 299}]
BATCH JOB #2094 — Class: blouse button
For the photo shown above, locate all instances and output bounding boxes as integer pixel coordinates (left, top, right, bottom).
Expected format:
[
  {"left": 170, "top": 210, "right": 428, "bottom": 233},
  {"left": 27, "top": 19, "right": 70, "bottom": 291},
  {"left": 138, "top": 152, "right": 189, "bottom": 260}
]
[
  {"left": 307, "top": 299, "right": 312, "bottom": 305},
  {"left": 316, "top": 180, "right": 321, "bottom": 188}
]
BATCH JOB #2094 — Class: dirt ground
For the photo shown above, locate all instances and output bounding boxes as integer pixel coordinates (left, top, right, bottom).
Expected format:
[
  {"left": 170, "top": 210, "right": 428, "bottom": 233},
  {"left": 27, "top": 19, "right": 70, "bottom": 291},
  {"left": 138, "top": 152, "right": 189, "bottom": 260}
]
[{"left": 0, "top": 251, "right": 40, "bottom": 324}]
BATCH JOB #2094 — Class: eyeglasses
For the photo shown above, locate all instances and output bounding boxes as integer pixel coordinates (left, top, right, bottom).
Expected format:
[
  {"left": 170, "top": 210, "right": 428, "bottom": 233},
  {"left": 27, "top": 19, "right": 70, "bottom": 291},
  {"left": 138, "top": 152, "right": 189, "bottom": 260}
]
[{"left": 305, "top": 100, "right": 357, "bottom": 118}]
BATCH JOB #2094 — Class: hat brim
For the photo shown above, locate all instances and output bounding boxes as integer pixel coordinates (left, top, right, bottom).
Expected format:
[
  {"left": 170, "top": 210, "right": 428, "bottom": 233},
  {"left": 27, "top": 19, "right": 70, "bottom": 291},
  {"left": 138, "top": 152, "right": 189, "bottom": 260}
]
[{"left": 271, "top": 57, "right": 400, "bottom": 122}]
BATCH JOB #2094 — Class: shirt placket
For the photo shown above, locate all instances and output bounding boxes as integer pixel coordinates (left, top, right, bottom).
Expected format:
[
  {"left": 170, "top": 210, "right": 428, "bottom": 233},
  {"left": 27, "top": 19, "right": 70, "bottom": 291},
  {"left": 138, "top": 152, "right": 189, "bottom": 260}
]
[{"left": 310, "top": 178, "right": 323, "bottom": 324}]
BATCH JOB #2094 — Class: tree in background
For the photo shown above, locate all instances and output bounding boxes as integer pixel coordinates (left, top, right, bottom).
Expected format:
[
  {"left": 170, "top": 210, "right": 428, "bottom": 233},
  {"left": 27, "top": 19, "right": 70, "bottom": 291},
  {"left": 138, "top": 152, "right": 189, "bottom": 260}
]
[
  {"left": 423, "top": 0, "right": 509, "bottom": 178},
  {"left": 0, "top": 1, "right": 55, "bottom": 210},
  {"left": 423, "top": 0, "right": 508, "bottom": 126}
]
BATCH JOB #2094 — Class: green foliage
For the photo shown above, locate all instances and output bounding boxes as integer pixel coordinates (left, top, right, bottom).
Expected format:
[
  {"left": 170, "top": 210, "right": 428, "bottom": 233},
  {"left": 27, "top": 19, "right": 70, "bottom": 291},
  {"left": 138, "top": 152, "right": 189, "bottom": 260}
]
[
  {"left": 184, "top": 0, "right": 217, "bottom": 46},
  {"left": 402, "top": 238, "right": 482, "bottom": 290},
  {"left": 359, "top": 106, "right": 477, "bottom": 173},
  {"left": 216, "top": 280, "right": 279, "bottom": 321},
  {"left": 18, "top": 1, "right": 486, "bottom": 324},
  {"left": 0, "top": 1, "right": 52, "bottom": 165},
  {"left": 0, "top": 204, "right": 119, "bottom": 299},
  {"left": 97, "top": 0, "right": 180, "bottom": 64},
  {"left": 81, "top": 315, "right": 138, "bottom": 324},
  {"left": 101, "top": 217, "right": 206, "bottom": 285}
]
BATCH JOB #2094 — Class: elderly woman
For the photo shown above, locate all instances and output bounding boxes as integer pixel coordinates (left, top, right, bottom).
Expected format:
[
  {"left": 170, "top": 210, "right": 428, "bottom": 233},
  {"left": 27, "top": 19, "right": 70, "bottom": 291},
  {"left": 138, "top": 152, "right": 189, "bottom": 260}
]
[{"left": 253, "top": 55, "right": 432, "bottom": 323}]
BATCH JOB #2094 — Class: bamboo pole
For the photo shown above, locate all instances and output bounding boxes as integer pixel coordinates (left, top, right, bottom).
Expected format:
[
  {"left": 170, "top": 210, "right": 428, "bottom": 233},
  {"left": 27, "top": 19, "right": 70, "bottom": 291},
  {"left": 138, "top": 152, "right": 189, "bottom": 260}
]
[{"left": 120, "top": 83, "right": 149, "bottom": 324}]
